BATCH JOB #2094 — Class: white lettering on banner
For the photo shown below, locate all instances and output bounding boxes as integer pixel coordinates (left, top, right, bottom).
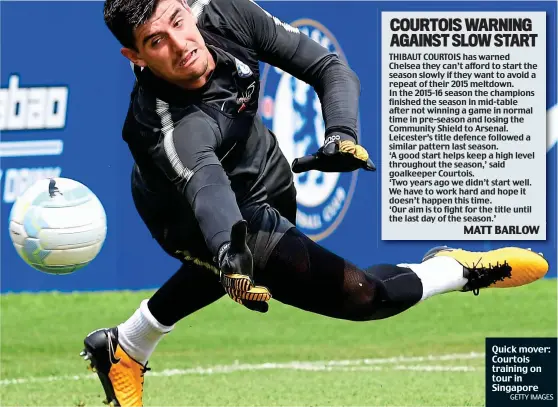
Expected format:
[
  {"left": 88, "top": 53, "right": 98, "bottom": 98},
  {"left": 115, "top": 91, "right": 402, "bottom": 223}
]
[
  {"left": 0, "top": 75, "right": 68, "bottom": 130},
  {"left": 3, "top": 167, "right": 62, "bottom": 203},
  {"left": 0, "top": 140, "right": 64, "bottom": 157}
]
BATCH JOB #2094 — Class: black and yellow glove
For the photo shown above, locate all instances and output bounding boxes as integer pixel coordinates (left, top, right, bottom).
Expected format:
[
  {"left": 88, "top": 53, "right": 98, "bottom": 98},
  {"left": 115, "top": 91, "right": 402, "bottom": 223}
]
[
  {"left": 217, "top": 220, "right": 272, "bottom": 313},
  {"left": 291, "top": 132, "right": 376, "bottom": 173}
]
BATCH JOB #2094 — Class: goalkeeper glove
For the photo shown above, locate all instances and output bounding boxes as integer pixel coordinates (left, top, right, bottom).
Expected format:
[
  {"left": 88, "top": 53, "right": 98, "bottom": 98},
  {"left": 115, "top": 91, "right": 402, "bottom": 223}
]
[
  {"left": 291, "top": 132, "right": 376, "bottom": 173},
  {"left": 217, "top": 220, "right": 272, "bottom": 313}
]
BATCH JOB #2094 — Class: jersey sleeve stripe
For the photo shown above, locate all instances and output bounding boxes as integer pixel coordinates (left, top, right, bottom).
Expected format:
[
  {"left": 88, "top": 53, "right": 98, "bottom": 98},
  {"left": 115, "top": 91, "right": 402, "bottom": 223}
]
[
  {"left": 155, "top": 99, "right": 195, "bottom": 182},
  {"left": 248, "top": 0, "right": 299, "bottom": 33},
  {"left": 191, "top": 0, "right": 213, "bottom": 21}
]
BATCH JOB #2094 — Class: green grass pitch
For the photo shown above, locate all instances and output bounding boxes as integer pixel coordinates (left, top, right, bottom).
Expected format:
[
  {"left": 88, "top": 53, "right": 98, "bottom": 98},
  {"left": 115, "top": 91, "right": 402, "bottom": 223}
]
[{"left": 1, "top": 279, "right": 556, "bottom": 406}]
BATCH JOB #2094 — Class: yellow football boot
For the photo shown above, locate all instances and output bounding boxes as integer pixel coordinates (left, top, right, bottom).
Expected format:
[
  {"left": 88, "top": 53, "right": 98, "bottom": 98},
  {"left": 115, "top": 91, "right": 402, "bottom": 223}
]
[
  {"left": 423, "top": 246, "right": 549, "bottom": 295},
  {"left": 81, "top": 328, "right": 150, "bottom": 406}
]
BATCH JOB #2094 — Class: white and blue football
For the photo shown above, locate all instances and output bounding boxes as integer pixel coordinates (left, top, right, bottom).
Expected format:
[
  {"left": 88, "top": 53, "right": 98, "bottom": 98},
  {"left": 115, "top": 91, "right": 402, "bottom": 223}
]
[{"left": 8, "top": 177, "right": 107, "bottom": 275}]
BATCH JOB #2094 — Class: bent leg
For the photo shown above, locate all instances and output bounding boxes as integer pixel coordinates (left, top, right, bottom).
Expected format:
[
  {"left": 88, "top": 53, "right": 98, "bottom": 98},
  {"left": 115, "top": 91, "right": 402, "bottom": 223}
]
[{"left": 255, "top": 227, "right": 425, "bottom": 321}]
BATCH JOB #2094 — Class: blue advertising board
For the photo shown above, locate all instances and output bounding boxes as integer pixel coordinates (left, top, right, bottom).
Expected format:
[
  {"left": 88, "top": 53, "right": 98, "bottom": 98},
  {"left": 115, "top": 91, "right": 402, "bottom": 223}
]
[{"left": 1, "top": 1, "right": 556, "bottom": 293}]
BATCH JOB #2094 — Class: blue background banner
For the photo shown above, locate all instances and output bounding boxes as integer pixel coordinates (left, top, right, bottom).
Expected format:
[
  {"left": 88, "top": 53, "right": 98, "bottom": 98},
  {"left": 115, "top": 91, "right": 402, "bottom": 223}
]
[{"left": 1, "top": 1, "right": 556, "bottom": 293}]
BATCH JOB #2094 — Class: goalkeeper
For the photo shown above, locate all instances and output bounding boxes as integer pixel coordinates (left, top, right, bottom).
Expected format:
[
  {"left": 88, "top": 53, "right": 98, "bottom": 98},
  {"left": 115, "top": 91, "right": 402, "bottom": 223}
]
[{"left": 82, "top": 0, "right": 549, "bottom": 405}]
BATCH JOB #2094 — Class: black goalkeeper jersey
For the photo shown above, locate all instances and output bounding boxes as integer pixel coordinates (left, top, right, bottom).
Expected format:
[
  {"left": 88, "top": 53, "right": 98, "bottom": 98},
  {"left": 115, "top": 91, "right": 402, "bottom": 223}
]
[{"left": 122, "top": 0, "right": 361, "bottom": 258}]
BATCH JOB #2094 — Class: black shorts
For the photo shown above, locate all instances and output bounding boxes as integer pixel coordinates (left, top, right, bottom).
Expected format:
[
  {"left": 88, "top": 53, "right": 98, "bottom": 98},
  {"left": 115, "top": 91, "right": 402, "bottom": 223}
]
[{"left": 131, "top": 164, "right": 297, "bottom": 271}]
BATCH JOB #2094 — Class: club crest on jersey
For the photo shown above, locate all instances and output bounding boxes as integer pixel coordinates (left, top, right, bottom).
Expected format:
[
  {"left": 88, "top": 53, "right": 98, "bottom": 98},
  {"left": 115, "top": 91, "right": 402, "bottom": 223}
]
[
  {"left": 235, "top": 58, "right": 253, "bottom": 78},
  {"left": 259, "top": 19, "right": 359, "bottom": 241}
]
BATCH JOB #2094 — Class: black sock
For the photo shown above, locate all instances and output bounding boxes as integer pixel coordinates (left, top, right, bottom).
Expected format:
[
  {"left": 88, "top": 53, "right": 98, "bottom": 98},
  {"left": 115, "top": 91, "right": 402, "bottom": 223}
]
[{"left": 147, "top": 261, "right": 225, "bottom": 326}]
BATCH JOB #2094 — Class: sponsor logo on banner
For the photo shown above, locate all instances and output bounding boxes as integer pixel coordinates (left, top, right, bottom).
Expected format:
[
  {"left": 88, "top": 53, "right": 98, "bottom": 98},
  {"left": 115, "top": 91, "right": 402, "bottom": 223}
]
[
  {"left": 0, "top": 74, "right": 68, "bottom": 203},
  {"left": 259, "top": 20, "right": 359, "bottom": 241}
]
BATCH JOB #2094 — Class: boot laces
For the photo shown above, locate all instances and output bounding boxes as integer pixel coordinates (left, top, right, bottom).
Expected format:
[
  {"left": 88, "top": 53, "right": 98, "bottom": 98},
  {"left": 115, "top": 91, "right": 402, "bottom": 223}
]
[
  {"left": 140, "top": 362, "right": 151, "bottom": 389},
  {"left": 464, "top": 257, "right": 512, "bottom": 295}
]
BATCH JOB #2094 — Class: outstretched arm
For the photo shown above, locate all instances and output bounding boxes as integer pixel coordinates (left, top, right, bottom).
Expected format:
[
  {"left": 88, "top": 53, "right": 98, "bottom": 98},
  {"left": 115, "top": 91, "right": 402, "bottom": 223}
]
[
  {"left": 223, "top": 0, "right": 360, "bottom": 141},
  {"left": 219, "top": 0, "right": 374, "bottom": 172},
  {"left": 147, "top": 111, "right": 271, "bottom": 310}
]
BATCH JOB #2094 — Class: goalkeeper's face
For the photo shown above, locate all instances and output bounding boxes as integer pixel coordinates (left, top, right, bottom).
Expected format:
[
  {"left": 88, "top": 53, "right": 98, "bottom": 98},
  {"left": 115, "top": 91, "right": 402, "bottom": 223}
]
[{"left": 122, "top": 0, "right": 212, "bottom": 89}]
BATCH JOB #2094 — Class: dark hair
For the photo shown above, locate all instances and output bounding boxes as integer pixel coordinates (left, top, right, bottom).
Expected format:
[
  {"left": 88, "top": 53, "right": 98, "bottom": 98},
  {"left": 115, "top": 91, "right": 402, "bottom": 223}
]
[{"left": 103, "top": 0, "right": 159, "bottom": 50}]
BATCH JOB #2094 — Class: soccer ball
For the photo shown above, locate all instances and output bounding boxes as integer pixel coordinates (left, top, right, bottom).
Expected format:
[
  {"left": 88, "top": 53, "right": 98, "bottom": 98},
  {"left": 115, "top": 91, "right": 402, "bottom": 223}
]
[{"left": 8, "top": 177, "right": 107, "bottom": 275}]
